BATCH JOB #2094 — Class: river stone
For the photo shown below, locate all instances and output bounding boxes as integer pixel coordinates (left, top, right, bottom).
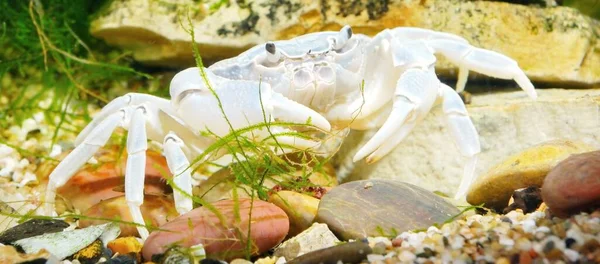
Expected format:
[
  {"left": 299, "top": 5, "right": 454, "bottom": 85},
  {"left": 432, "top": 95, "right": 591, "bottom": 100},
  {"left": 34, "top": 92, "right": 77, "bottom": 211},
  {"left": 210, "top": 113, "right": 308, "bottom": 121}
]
[
  {"left": 90, "top": 0, "right": 600, "bottom": 86},
  {"left": 42, "top": 146, "right": 172, "bottom": 213},
  {"left": 286, "top": 239, "right": 372, "bottom": 264},
  {"left": 542, "top": 150, "right": 600, "bottom": 217},
  {"left": 142, "top": 199, "right": 289, "bottom": 261},
  {"left": 79, "top": 194, "right": 179, "bottom": 237},
  {"left": 334, "top": 89, "right": 600, "bottom": 201},
  {"left": 269, "top": 191, "right": 320, "bottom": 236},
  {"left": 315, "top": 180, "right": 459, "bottom": 240},
  {"left": 466, "top": 139, "right": 595, "bottom": 212}
]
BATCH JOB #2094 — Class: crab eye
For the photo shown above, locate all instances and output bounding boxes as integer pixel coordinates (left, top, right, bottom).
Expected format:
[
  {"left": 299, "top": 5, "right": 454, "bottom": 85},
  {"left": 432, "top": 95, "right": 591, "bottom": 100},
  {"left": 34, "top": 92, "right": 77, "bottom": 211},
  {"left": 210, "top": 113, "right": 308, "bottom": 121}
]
[
  {"left": 265, "top": 42, "right": 281, "bottom": 63},
  {"left": 333, "top": 25, "right": 353, "bottom": 50}
]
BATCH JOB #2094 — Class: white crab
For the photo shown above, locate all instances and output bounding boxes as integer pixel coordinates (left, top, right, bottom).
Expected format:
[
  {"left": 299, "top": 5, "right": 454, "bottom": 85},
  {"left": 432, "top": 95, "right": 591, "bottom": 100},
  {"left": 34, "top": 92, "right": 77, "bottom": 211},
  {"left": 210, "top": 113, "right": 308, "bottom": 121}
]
[{"left": 44, "top": 25, "right": 536, "bottom": 239}]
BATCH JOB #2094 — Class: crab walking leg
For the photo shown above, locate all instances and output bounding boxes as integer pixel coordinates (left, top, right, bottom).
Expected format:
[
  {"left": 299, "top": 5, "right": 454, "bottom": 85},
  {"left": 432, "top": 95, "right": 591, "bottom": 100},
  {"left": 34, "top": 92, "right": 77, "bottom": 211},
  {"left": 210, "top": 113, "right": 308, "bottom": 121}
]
[
  {"left": 455, "top": 66, "right": 469, "bottom": 93},
  {"left": 74, "top": 95, "right": 131, "bottom": 145},
  {"left": 163, "top": 133, "right": 194, "bottom": 215},
  {"left": 428, "top": 40, "right": 537, "bottom": 99},
  {"left": 438, "top": 83, "right": 481, "bottom": 199},
  {"left": 124, "top": 107, "right": 150, "bottom": 240},
  {"left": 44, "top": 111, "right": 124, "bottom": 215}
]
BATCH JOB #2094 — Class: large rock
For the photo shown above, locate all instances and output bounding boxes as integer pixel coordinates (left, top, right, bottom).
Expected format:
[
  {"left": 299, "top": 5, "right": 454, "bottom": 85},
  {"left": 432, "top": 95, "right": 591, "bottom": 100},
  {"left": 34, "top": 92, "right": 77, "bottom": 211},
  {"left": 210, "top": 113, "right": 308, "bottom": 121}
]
[
  {"left": 91, "top": 0, "right": 600, "bottom": 86},
  {"left": 333, "top": 89, "right": 600, "bottom": 199},
  {"left": 315, "top": 179, "right": 460, "bottom": 240}
]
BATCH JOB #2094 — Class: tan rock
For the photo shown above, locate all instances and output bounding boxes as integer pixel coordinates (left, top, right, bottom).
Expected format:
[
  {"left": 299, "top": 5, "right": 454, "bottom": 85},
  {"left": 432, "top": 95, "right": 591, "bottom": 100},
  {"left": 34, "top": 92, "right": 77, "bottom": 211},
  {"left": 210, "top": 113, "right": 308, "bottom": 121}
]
[
  {"left": 91, "top": 0, "right": 600, "bottom": 86},
  {"left": 269, "top": 190, "right": 320, "bottom": 236},
  {"left": 273, "top": 223, "right": 339, "bottom": 260},
  {"left": 466, "top": 139, "right": 595, "bottom": 212},
  {"left": 333, "top": 88, "right": 600, "bottom": 200}
]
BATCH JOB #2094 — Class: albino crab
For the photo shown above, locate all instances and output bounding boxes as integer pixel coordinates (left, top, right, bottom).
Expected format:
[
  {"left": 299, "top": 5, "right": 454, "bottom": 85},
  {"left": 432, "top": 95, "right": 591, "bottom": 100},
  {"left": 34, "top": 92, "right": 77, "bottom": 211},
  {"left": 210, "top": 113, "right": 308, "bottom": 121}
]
[{"left": 44, "top": 25, "right": 536, "bottom": 239}]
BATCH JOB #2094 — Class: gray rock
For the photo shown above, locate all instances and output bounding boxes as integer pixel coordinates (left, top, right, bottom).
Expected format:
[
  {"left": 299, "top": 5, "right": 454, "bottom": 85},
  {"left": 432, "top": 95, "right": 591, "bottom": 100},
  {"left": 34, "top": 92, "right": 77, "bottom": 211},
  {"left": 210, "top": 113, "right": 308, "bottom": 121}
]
[
  {"left": 274, "top": 223, "right": 340, "bottom": 260},
  {"left": 315, "top": 180, "right": 460, "bottom": 240}
]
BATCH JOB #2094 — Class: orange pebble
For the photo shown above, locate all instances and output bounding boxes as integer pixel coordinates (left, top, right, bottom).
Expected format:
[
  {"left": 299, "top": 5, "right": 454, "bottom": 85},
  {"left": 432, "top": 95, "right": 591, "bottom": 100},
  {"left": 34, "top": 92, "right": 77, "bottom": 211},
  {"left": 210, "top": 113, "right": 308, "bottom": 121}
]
[{"left": 108, "top": 237, "right": 142, "bottom": 261}]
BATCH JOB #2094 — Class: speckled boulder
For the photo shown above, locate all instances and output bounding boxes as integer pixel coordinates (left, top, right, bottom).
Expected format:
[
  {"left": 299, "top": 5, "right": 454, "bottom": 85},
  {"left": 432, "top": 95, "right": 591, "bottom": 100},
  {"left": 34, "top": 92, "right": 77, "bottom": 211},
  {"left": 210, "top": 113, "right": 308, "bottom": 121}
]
[
  {"left": 315, "top": 179, "right": 459, "bottom": 240},
  {"left": 466, "top": 139, "right": 595, "bottom": 212},
  {"left": 542, "top": 150, "right": 600, "bottom": 217},
  {"left": 142, "top": 199, "right": 289, "bottom": 261},
  {"left": 79, "top": 195, "right": 178, "bottom": 237}
]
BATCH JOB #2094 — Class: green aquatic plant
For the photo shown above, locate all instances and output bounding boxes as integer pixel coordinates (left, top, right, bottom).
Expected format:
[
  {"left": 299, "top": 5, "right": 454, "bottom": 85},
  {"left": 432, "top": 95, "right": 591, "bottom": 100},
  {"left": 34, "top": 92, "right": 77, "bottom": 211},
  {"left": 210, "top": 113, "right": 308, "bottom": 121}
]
[{"left": 0, "top": 0, "right": 153, "bottom": 155}]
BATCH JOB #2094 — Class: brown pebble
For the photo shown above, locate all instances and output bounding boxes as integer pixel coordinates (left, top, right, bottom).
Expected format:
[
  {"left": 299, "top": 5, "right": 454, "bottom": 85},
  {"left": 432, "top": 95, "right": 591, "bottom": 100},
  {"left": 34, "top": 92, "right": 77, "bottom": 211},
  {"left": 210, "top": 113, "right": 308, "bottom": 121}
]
[
  {"left": 391, "top": 238, "right": 402, "bottom": 247},
  {"left": 519, "top": 250, "right": 532, "bottom": 264},
  {"left": 545, "top": 248, "right": 563, "bottom": 260},
  {"left": 495, "top": 257, "right": 510, "bottom": 264}
]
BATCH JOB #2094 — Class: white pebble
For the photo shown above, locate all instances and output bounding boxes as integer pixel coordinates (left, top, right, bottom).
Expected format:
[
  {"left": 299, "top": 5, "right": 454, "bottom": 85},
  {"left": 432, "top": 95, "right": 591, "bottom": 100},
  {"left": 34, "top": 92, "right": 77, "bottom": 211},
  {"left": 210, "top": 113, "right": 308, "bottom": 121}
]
[
  {"left": 368, "top": 236, "right": 392, "bottom": 248},
  {"left": 535, "top": 226, "right": 551, "bottom": 233},
  {"left": 17, "top": 172, "right": 37, "bottom": 187},
  {"left": 499, "top": 236, "right": 514, "bottom": 248},
  {"left": 274, "top": 257, "right": 286, "bottom": 264},
  {"left": 0, "top": 144, "right": 14, "bottom": 157},
  {"left": 398, "top": 251, "right": 416, "bottom": 262},
  {"left": 566, "top": 226, "right": 585, "bottom": 246},
  {"left": 450, "top": 235, "right": 465, "bottom": 250},
  {"left": 49, "top": 144, "right": 63, "bottom": 158},
  {"left": 367, "top": 254, "right": 386, "bottom": 262},
  {"left": 0, "top": 158, "right": 16, "bottom": 177},
  {"left": 521, "top": 219, "right": 537, "bottom": 233},
  {"left": 564, "top": 248, "right": 580, "bottom": 262}
]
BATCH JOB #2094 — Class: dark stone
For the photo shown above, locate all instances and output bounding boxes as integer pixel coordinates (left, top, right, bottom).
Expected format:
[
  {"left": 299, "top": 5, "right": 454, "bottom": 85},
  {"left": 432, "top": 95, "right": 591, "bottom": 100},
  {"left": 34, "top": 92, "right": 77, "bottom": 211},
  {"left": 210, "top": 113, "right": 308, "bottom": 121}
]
[
  {"left": 0, "top": 219, "right": 69, "bottom": 245},
  {"left": 565, "top": 237, "right": 576, "bottom": 249},
  {"left": 200, "top": 259, "right": 224, "bottom": 264},
  {"left": 286, "top": 240, "right": 372, "bottom": 264},
  {"left": 315, "top": 180, "right": 460, "bottom": 240},
  {"left": 152, "top": 247, "right": 194, "bottom": 264},
  {"left": 99, "top": 253, "right": 138, "bottom": 264},
  {"left": 503, "top": 187, "right": 543, "bottom": 214},
  {"left": 18, "top": 259, "right": 48, "bottom": 264}
]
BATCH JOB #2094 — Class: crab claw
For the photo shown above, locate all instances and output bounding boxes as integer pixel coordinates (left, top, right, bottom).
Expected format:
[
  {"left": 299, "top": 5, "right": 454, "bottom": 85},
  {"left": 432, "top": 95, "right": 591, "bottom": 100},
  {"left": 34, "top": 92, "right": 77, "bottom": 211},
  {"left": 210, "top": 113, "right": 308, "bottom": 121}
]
[
  {"left": 270, "top": 92, "right": 331, "bottom": 132},
  {"left": 353, "top": 97, "right": 417, "bottom": 163}
]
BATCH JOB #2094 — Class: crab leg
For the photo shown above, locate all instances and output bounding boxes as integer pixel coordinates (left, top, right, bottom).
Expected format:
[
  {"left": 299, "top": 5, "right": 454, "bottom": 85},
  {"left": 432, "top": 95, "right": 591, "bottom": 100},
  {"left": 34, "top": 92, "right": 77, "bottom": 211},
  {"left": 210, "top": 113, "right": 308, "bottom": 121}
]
[
  {"left": 428, "top": 40, "right": 537, "bottom": 99},
  {"left": 74, "top": 95, "right": 130, "bottom": 146},
  {"left": 124, "top": 107, "right": 151, "bottom": 240},
  {"left": 44, "top": 111, "right": 124, "bottom": 216},
  {"left": 438, "top": 83, "right": 481, "bottom": 199},
  {"left": 163, "top": 133, "right": 194, "bottom": 215}
]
